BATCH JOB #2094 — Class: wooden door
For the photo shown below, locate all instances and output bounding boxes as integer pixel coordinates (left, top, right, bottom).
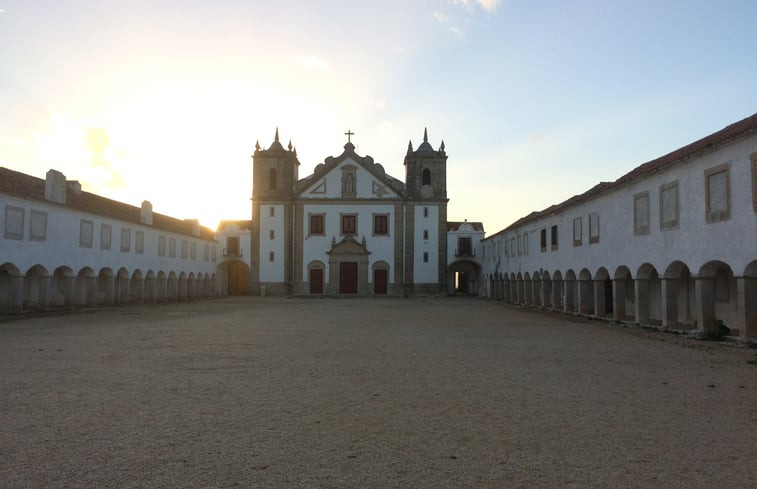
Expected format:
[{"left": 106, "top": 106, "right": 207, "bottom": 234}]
[
  {"left": 309, "top": 268, "right": 323, "bottom": 294},
  {"left": 228, "top": 262, "right": 249, "bottom": 295},
  {"left": 339, "top": 262, "right": 358, "bottom": 294},
  {"left": 374, "top": 269, "right": 388, "bottom": 295}
]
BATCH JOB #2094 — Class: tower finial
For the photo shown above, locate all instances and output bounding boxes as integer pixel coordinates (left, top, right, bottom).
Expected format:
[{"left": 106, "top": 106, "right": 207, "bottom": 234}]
[
  {"left": 440, "top": 140, "right": 445, "bottom": 152},
  {"left": 407, "top": 140, "right": 413, "bottom": 154},
  {"left": 255, "top": 139, "right": 261, "bottom": 151},
  {"left": 423, "top": 127, "right": 428, "bottom": 143},
  {"left": 288, "top": 139, "right": 293, "bottom": 151},
  {"left": 274, "top": 127, "right": 280, "bottom": 143}
]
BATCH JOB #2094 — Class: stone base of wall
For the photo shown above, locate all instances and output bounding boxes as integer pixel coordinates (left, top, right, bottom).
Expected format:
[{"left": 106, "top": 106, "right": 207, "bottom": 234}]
[{"left": 250, "top": 282, "right": 291, "bottom": 296}]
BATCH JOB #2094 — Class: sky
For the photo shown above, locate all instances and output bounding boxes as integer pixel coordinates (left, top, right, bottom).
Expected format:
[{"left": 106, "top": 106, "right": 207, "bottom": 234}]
[{"left": 1, "top": 0, "right": 756, "bottom": 233}]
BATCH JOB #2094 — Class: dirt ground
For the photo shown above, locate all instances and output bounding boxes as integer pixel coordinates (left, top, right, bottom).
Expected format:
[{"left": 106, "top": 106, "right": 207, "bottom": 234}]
[{"left": 1, "top": 296, "right": 755, "bottom": 488}]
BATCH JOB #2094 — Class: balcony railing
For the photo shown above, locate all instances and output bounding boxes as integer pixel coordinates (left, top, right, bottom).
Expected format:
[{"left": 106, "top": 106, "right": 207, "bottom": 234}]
[
  {"left": 223, "top": 248, "right": 243, "bottom": 258},
  {"left": 454, "top": 249, "right": 476, "bottom": 258}
]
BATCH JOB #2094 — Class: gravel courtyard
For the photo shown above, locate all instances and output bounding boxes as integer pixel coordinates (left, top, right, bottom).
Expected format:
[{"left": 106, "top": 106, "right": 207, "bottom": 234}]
[{"left": 1, "top": 297, "right": 755, "bottom": 488}]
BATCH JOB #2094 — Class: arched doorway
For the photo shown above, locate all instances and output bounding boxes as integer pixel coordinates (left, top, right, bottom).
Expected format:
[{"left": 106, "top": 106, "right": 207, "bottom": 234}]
[{"left": 447, "top": 258, "right": 481, "bottom": 296}]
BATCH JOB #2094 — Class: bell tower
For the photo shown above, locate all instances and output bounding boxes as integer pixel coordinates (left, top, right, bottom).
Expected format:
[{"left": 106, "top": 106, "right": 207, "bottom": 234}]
[
  {"left": 404, "top": 128, "right": 447, "bottom": 201},
  {"left": 250, "top": 128, "right": 300, "bottom": 295},
  {"left": 403, "top": 128, "right": 448, "bottom": 295}
]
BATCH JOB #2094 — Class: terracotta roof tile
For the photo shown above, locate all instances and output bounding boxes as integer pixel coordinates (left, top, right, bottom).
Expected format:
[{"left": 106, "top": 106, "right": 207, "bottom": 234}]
[{"left": 0, "top": 167, "right": 215, "bottom": 240}]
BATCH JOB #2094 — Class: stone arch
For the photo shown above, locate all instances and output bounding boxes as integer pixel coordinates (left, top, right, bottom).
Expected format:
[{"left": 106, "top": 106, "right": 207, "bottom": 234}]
[
  {"left": 167, "top": 272, "right": 178, "bottom": 301},
  {"left": 114, "top": 268, "right": 130, "bottom": 304},
  {"left": 144, "top": 270, "right": 156, "bottom": 303},
  {"left": 523, "top": 272, "right": 532, "bottom": 305},
  {"left": 157, "top": 271, "right": 168, "bottom": 302},
  {"left": 24, "top": 265, "right": 51, "bottom": 310},
  {"left": 577, "top": 268, "right": 594, "bottom": 315},
  {"left": 660, "top": 261, "right": 695, "bottom": 328},
  {"left": 515, "top": 272, "right": 524, "bottom": 303},
  {"left": 508, "top": 272, "right": 517, "bottom": 303},
  {"left": 178, "top": 272, "right": 188, "bottom": 301},
  {"left": 422, "top": 167, "right": 431, "bottom": 186},
  {"left": 130, "top": 269, "right": 144, "bottom": 304},
  {"left": 541, "top": 270, "right": 552, "bottom": 309},
  {"left": 635, "top": 263, "right": 662, "bottom": 324},
  {"left": 697, "top": 261, "right": 738, "bottom": 335},
  {"left": 500, "top": 272, "right": 507, "bottom": 301},
  {"left": 593, "top": 267, "right": 613, "bottom": 317},
  {"left": 52, "top": 266, "right": 75, "bottom": 307},
  {"left": 187, "top": 272, "right": 197, "bottom": 301},
  {"left": 0, "top": 262, "right": 23, "bottom": 313},
  {"left": 96, "top": 268, "right": 115, "bottom": 305},
  {"left": 563, "top": 269, "right": 577, "bottom": 313},
  {"left": 74, "top": 267, "right": 96, "bottom": 306},
  {"left": 210, "top": 273, "right": 218, "bottom": 296},
  {"left": 612, "top": 265, "right": 634, "bottom": 320},
  {"left": 551, "top": 270, "right": 563, "bottom": 310}
]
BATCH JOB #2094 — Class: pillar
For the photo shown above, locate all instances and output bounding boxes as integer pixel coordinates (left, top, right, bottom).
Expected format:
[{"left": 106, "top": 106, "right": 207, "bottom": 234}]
[
  {"left": 736, "top": 277, "right": 756, "bottom": 338},
  {"left": 634, "top": 278, "right": 650, "bottom": 323},
  {"left": 563, "top": 279, "right": 575, "bottom": 313},
  {"left": 694, "top": 276, "right": 715, "bottom": 333},
  {"left": 542, "top": 279, "right": 551, "bottom": 309},
  {"left": 660, "top": 278, "right": 678, "bottom": 328},
  {"left": 612, "top": 278, "right": 626, "bottom": 320},
  {"left": 593, "top": 279, "right": 606, "bottom": 317}
]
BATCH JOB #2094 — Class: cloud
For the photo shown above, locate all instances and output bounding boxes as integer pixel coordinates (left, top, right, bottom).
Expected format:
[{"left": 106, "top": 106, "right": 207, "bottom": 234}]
[
  {"left": 452, "top": 0, "right": 501, "bottom": 12},
  {"left": 294, "top": 54, "right": 330, "bottom": 72},
  {"left": 369, "top": 99, "right": 387, "bottom": 110},
  {"left": 529, "top": 133, "right": 544, "bottom": 143},
  {"left": 433, "top": 11, "right": 448, "bottom": 23},
  {"left": 450, "top": 26, "right": 465, "bottom": 39}
]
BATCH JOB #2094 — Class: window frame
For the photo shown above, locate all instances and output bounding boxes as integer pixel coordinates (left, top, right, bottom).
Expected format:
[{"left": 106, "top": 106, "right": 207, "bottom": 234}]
[
  {"left": 3, "top": 205, "right": 24, "bottom": 240},
  {"left": 589, "top": 212, "right": 600, "bottom": 244},
  {"left": 120, "top": 227, "right": 131, "bottom": 253},
  {"left": 100, "top": 224, "right": 112, "bottom": 250},
  {"left": 340, "top": 213, "right": 357, "bottom": 236},
  {"left": 659, "top": 181, "right": 680, "bottom": 230},
  {"left": 704, "top": 163, "right": 731, "bottom": 223},
  {"left": 29, "top": 210, "right": 47, "bottom": 241},
  {"left": 572, "top": 217, "right": 582, "bottom": 246},
  {"left": 550, "top": 225, "right": 558, "bottom": 250},
  {"left": 308, "top": 213, "right": 325, "bottom": 236},
  {"left": 633, "top": 191, "right": 650, "bottom": 235},
  {"left": 372, "top": 213, "right": 389, "bottom": 236}
]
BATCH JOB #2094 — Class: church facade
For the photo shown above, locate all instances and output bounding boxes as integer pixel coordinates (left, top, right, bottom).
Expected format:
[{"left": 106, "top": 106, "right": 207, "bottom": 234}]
[{"left": 250, "top": 130, "right": 448, "bottom": 296}]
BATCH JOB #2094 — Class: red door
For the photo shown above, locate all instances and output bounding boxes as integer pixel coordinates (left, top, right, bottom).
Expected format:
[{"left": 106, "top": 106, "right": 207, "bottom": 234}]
[
  {"left": 339, "top": 262, "right": 358, "bottom": 294},
  {"left": 374, "top": 269, "right": 388, "bottom": 295},
  {"left": 309, "top": 268, "right": 323, "bottom": 294},
  {"left": 228, "top": 262, "right": 249, "bottom": 295}
]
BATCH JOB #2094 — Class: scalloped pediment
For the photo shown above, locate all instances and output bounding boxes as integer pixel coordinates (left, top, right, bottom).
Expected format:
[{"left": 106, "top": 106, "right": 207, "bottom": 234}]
[{"left": 328, "top": 236, "right": 369, "bottom": 255}]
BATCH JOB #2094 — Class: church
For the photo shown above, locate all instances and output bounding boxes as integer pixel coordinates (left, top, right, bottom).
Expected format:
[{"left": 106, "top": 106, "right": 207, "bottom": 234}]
[{"left": 250, "top": 129, "right": 450, "bottom": 296}]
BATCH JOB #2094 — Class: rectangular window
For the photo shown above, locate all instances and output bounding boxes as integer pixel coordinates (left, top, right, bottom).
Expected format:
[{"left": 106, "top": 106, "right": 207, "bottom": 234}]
[
  {"left": 540, "top": 228, "right": 547, "bottom": 252},
  {"left": 341, "top": 214, "right": 357, "bottom": 235},
  {"left": 423, "top": 229, "right": 429, "bottom": 240},
  {"left": 523, "top": 233, "right": 528, "bottom": 255},
  {"left": 458, "top": 237, "right": 472, "bottom": 256},
  {"left": 212, "top": 246, "right": 217, "bottom": 262},
  {"left": 100, "top": 224, "right": 112, "bottom": 250},
  {"left": 659, "top": 182, "right": 679, "bottom": 230},
  {"left": 309, "top": 214, "right": 325, "bottom": 236},
  {"left": 169, "top": 237, "right": 177, "bottom": 258},
  {"left": 204, "top": 244, "right": 209, "bottom": 261},
  {"left": 30, "top": 210, "right": 47, "bottom": 241},
  {"left": 135, "top": 230, "right": 144, "bottom": 254},
  {"left": 120, "top": 228, "right": 131, "bottom": 252},
  {"left": 181, "top": 240, "right": 188, "bottom": 259},
  {"left": 269, "top": 229, "right": 275, "bottom": 240},
  {"left": 423, "top": 207, "right": 429, "bottom": 218},
  {"left": 269, "top": 206, "right": 275, "bottom": 217},
  {"left": 190, "top": 242, "right": 197, "bottom": 260},
  {"left": 705, "top": 163, "right": 730, "bottom": 223},
  {"left": 633, "top": 191, "right": 650, "bottom": 235},
  {"left": 423, "top": 252, "right": 429, "bottom": 263},
  {"left": 79, "top": 220, "right": 93, "bottom": 248},
  {"left": 4, "top": 206, "right": 24, "bottom": 240},
  {"left": 573, "top": 217, "right": 582, "bottom": 246},
  {"left": 373, "top": 214, "right": 389, "bottom": 236},
  {"left": 227, "top": 236, "right": 240, "bottom": 256},
  {"left": 269, "top": 251, "right": 275, "bottom": 262},
  {"left": 589, "top": 212, "right": 600, "bottom": 244},
  {"left": 550, "top": 225, "right": 558, "bottom": 250},
  {"left": 158, "top": 235, "right": 166, "bottom": 256},
  {"left": 516, "top": 235, "right": 522, "bottom": 255}
]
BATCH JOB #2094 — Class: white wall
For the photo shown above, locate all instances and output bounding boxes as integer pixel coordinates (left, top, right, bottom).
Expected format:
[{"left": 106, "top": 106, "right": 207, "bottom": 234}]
[
  {"left": 301, "top": 159, "right": 399, "bottom": 199},
  {"left": 1, "top": 194, "right": 218, "bottom": 278},
  {"left": 258, "top": 204, "right": 285, "bottom": 282},
  {"left": 413, "top": 205, "right": 438, "bottom": 283},
  {"left": 302, "top": 203, "right": 396, "bottom": 281},
  {"left": 482, "top": 133, "right": 757, "bottom": 280}
]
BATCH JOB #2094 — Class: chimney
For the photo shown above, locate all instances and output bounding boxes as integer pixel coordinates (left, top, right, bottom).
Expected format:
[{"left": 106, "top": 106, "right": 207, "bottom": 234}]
[
  {"left": 140, "top": 200, "right": 153, "bottom": 225},
  {"left": 66, "top": 180, "right": 81, "bottom": 195},
  {"left": 185, "top": 218, "right": 200, "bottom": 237},
  {"left": 44, "top": 169, "right": 67, "bottom": 204}
]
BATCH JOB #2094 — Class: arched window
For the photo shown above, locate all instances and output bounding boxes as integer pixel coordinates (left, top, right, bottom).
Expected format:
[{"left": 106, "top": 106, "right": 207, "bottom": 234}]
[
  {"left": 269, "top": 168, "right": 277, "bottom": 190},
  {"left": 422, "top": 168, "right": 431, "bottom": 185}
]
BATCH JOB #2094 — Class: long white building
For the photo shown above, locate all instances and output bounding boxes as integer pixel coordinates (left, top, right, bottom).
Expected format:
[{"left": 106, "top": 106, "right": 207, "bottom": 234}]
[
  {"left": 481, "top": 113, "right": 757, "bottom": 339},
  {"left": 0, "top": 168, "right": 220, "bottom": 312}
]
